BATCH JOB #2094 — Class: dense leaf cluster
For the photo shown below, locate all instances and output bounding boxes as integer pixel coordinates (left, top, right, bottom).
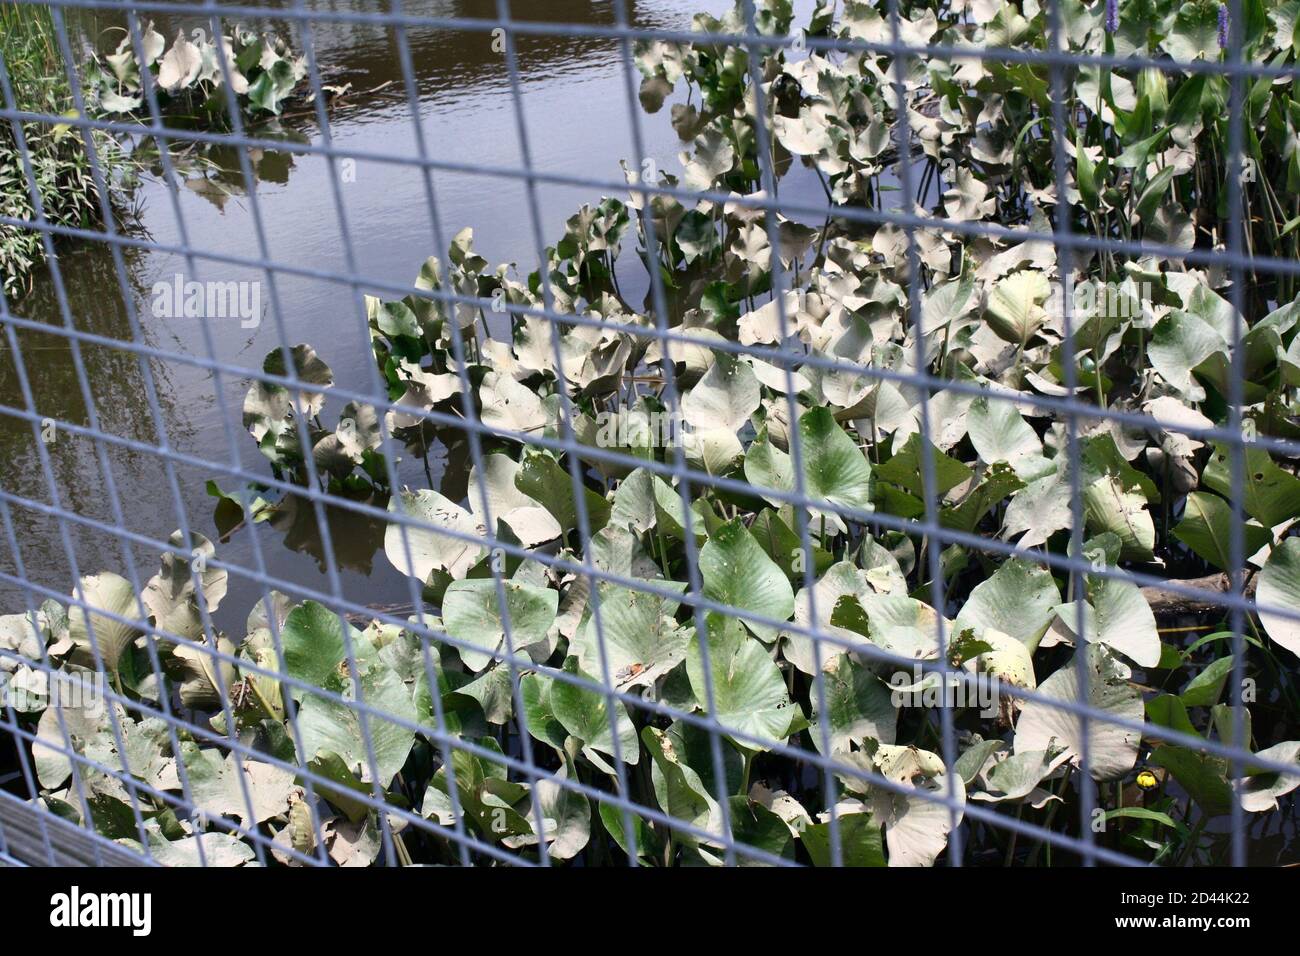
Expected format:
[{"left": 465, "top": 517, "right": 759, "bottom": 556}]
[{"left": 9, "top": 0, "right": 1300, "bottom": 866}]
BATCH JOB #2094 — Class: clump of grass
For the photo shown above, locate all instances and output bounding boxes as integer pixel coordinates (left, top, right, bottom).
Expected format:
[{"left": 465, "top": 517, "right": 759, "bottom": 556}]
[
  {"left": 0, "top": 3, "right": 57, "bottom": 66},
  {"left": 0, "top": 2, "right": 105, "bottom": 299}
]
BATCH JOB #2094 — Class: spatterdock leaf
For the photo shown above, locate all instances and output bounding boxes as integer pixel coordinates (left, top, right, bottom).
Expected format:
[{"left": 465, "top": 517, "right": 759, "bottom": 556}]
[
  {"left": 571, "top": 582, "right": 690, "bottom": 689},
  {"left": 441, "top": 579, "right": 558, "bottom": 672},
  {"left": 1172, "top": 491, "right": 1271, "bottom": 572},
  {"left": 1013, "top": 644, "right": 1142, "bottom": 781},
  {"left": 954, "top": 558, "right": 1060, "bottom": 650},
  {"left": 744, "top": 408, "right": 873, "bottom": 534},
  {"left": 699, "top": 520, "right": 794, "bottom": 643},
  {"left": 296, "top": 662, "right": 417, "bottom": 787},
  {"left": 550, "top": 657, "right": 639, "bottom": 771},
  {"left": 69, "top": 573, "right": 142, "bottom": 674},
  {"left": 280, "top": 600, "right": 356, "bottom": 691},
  {"left": 1082, "top": 475, "right": 1155, "bottom": 561},
  {"left": 1203, "top": 444, "right": 1300, "bottom": 529},
  {"left": 384, "top": 488, "right": 484, "bottom": 583},
  {"left": 808, "top": 654, "right": 897, "bottom": 753},
  {"left": 681, "top": 352, "right": 761, "bottom": 433},
  {"left": 687, "top": 614, "right": 794, "bottom": 751},
  {"left": 1256, "top": 537, "right": 1300, "bottom": 660},
  {"left": 985, "top": 270, "right": 1051, "bottom": 346},
  {"left": 1235, "top": 741, "right": 1300, "bottom": 813}
]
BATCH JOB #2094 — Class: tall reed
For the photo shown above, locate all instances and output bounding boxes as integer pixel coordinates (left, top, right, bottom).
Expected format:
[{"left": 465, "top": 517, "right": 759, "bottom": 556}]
[
  {"left": 0, "top": 3, "right": 60, "bottom": 95},
  {"left": 0, "top": 1, "right": 107, "bottom": 299}
]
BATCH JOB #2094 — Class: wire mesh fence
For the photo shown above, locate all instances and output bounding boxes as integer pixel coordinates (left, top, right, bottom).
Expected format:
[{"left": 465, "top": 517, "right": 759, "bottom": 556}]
[{"left": 0, "top": 0, "right": 1297, "bottom": 867}]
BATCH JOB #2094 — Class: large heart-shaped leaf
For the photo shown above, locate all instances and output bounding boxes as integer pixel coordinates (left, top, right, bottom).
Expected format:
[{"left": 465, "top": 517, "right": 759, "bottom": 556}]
[
  {"left": 1003, "top": 469, "right": 1072, "bottom": 549},
  {"left": 385, "top": 488, "right": 485, "bottom": 583},
  {"left": 480, "top": 370, "right": 550, "bottom": 436},
  {"left": 1256, "top": 537, "right": 1300, "bottom": 659},
  {"left": 867, "top": 745, "right": 966, "bottom": 867},
  {"left": 745, "top": 408, "right": 873, "bottom": 534},
  {"left": 530, "top": 755, "right": 592, "bottom": 860},
  {"left": 801, "top": 810, "right": 885, "bottom": 866},
  {"left": 514, "top": 450, "right": 612, "bottom": 534},
  {"left": 280, "top": 600, "right": 360, "bottom": 691},
  {"left": 985, "top": 270, "right": 1051, "bottom": 346},
  {"left": 571, "top": 582, "right": 690, "bottom": 689},
  {"left": 687, "top": 614, "right": 794, "bottom": 751},
  {"left": 423, "top": 744, "right": 534, "bottom": 842},
  {"left": 874, "top": 432, "right": 971, "bottom": 503},
  {"left": 296, "top": 661, "right": 417, "bottom": 787},
  {"left": 1235, "top": 741, "right": 1300, "bottom": 813},
  {"left": 468, "top": 454, "right": 562, "bottom": 548},
  {"left": 808, "top": 654, "right": 897, "bottom": 753},
  {"left": 1050, "top": 574, "right": 1161, "bottom": 669},
  {"left": 969, "top": 747, "right": 1070, "bottom": 804},
  {"left": 1147, "top": 310, "right": 1224, "bottom": 401},
  {"left": 1082, "top": 475, "right": 1156, "bottom": 561},
  {"left": 681, "top": 352, "right": 761, "bottom": 433},
  {"left": 1172, "top": 491, "right": 1271, "bottom": 572},
  {"left": 1203, "top": 445, "right": 1300, "bottom": 529},
  {"left": 1013, "top": 645, "right": 1143, "bottom": 780},
  {"left": 262, "top": 344, "right": 332, "bottom": 418},
  {"left": 69, "top": 573, "right": 142, "bottom": 674},
  {"left": 700, "top": 520, "right": 794, "bottom": 642},
  {"left": 954, "top": 558, "right": 1061, "bottom": 649},
  {"left": 641, "top": 725, "right": 723, "bottom": 845},
  {"left": 181, "top": 744, "right": 294, "bottom": 824},
  {"left": 141, "top": 531, "right": 227, "bottom": 642},
  {"left": 441, "top": 579, "right": 558, "bottom": 672},
  {"left": 963, "top": 628, "right": 1038, "bottom": 691},
  {"left": 157, "top": 30, "right": 202, "bottom": 90},
  {"left": 1161, "top": 0, "right": 1223, "bottom": 61},
  {"left": 550, "top": 657, "right": 640, "bottom": 770},
  {"left": 967, "top": 395, "right": 1045, "bottom": 477},
  {"left": 781, "top": 561, "right": 877, "bottom": 676}
]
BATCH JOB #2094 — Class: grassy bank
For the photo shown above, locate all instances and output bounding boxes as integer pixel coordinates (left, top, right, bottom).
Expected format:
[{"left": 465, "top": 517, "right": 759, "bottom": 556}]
[{"left": 0, "top": 2, "right": 102, "bottom": 299}]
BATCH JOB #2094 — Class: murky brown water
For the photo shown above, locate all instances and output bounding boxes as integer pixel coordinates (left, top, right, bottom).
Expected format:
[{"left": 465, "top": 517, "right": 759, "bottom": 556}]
[{"left": 1, "top": 0, "right": 792, "bottom": 629}]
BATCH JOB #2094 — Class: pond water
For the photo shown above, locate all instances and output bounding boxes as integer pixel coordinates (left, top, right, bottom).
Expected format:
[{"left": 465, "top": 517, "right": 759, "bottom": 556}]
[{"left": 1, "top": 0, "right": 824, "bottom": 632}]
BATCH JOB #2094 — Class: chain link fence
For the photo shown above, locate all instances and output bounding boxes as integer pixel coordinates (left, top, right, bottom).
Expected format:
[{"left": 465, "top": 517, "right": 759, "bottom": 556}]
[{"left": 0, "top": 0, "right": 1297, "bottom": 867}]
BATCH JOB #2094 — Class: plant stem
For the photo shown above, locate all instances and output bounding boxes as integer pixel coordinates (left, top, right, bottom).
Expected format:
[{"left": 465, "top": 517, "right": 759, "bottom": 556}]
[
  {"left": 394, "top": 832, "right": 413, "bottom": 867},
  {"left": 1026, "top": 770, "right": 1069, "bottom": 867},
  {"left": 740, "top": 749, "right": 755, "bottom": 797},
  {"left": 1175, "top": 814, "right": 1207, "bottom": 867}
]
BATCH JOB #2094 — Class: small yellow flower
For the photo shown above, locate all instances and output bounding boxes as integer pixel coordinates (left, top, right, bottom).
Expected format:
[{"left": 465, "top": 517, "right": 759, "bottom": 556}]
[{"left": 1136, "top": 770, "right": 1159, "bottom": 792}]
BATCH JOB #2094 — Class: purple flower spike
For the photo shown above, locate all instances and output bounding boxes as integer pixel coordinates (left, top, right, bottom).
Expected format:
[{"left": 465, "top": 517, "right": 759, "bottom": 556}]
[
  {"left": 1102, "top": 0, "right": 1123, "bottom": 33},
  {"left": 1105, "top": 0, "right": 1119, "bottom": 34},
  {"left": 1102, "top": 0, "right": 1123, "bottom": 32},
  {"left": 1218, "top": 4, "right": 1230, "bottom": 49}
]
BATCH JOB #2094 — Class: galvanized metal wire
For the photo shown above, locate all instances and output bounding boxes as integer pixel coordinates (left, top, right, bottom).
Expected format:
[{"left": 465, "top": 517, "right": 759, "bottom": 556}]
[{"left": 0, "top": 0, "right": 1288, "bottom": 867}]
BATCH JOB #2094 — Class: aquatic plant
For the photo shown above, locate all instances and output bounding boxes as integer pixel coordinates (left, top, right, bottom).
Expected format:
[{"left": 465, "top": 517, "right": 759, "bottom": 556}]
[
  {"left": 84, "top": 21, "right": 307, "bottom": 119},
  {"left": 0, "top": 2, "right": 108, "bottom": 298},
  {"left": 355, "top": 0, "right": 1300, "bottom": 864},
  {"left": 9, "top": 0, "right": 1300, "bottom": 866}
]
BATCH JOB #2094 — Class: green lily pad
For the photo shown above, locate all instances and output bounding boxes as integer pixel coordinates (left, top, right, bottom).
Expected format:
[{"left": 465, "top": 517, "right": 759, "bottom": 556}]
[
  {"left": 1172, "top": 491, "right": 1271, "bottom": 572},
  {"left": 686, "top": 614, "right": 793, "bottom": 751},
  {"left": 441, "top": 579, "right": 558, "bottom": 672},
  {"left": 550, "top": 657, "right": 640, "bottom": 771},
  {"left": 700, "top": 519, "right": 794, "bottom": 642}
]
